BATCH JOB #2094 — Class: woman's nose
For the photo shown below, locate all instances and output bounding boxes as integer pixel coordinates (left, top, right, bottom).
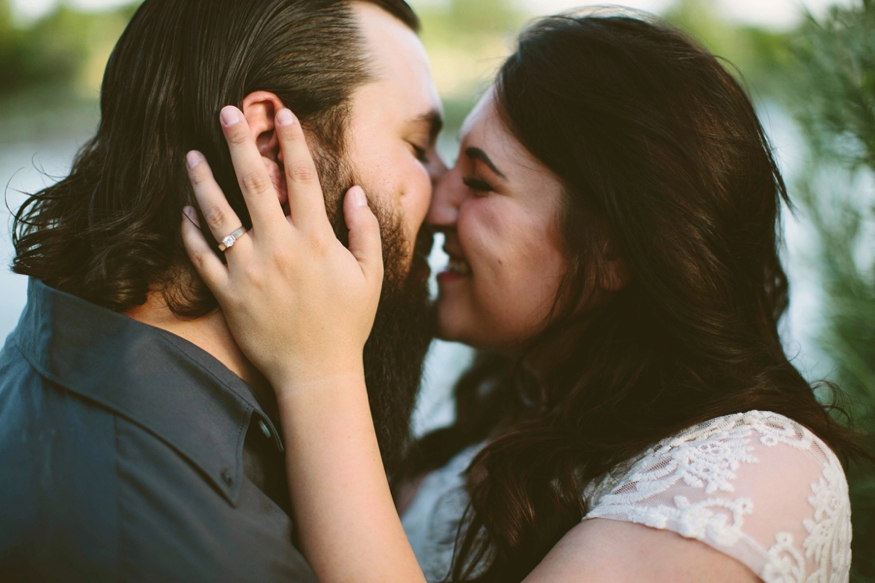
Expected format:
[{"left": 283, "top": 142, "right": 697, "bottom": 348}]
[
  {"left": 427, "top": 167, "right": 463, "bottom": 228},
  {"left": 429, "top": 154, "right": 449, "bottom": 190}
]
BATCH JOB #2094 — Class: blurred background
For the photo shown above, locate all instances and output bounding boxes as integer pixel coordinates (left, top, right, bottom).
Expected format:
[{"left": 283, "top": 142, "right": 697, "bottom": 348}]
[{"left": 1, "top": 0, "right": 873, "bottom": 579}]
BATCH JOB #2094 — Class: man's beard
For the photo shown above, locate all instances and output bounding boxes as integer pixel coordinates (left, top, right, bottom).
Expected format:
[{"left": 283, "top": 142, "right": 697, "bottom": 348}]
[
  {"left": 317, "top": 151, "right": 435, "bottom": 479},
  {"left": 364, "top": 222, "right": 435, "bottom": 478}
]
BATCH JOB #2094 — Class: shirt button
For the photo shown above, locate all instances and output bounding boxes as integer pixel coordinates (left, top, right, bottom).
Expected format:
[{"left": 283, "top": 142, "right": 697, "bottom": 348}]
[
  {"left": 258, "top": 419, "right": 272, "bottom": 440},
  {"left": 221, "top": 468, "right": 233, "bottom": 486}
]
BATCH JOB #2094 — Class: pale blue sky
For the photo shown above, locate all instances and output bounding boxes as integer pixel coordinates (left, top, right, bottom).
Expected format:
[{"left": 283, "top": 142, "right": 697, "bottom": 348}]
[{"left": 12, "top": 0, "right": 855, "bottom": 29}]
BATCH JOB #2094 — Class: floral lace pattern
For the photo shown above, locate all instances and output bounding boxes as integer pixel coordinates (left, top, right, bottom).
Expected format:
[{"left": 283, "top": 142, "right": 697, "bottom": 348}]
[
  {"left": 401, "top": 443, "right": 484, "bottom": 582},
  {"left": 585, "top": 411, "right": 851, "bottom": 583},
  {"left": 401, "top": 411, "right": 851, "bottom": 583}
]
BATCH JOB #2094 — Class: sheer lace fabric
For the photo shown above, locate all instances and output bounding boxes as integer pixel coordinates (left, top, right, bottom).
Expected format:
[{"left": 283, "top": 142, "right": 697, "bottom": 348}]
[
  {"left": 401, "top": 411, "right": 851, "bottom": 583},
  {"left": 584, "top": 411, "right": 851, "bottom": 583},
  {"left": 402, "top": 443, "right": 484, "bottom": 582}
]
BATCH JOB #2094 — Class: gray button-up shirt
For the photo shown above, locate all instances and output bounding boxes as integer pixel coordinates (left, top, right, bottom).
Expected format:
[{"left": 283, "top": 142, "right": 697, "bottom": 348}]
[{"left": 0, "top": 279, "right": 317, "bottom": 582}]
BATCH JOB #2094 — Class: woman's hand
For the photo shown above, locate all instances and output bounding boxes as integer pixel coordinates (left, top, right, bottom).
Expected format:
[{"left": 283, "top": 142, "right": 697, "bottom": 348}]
[
  {"left": 181, "top": 106, "right": 426, "bottom": 583},
  {"left": 180, "top": 106, "right": 383, "bottom": 390}
]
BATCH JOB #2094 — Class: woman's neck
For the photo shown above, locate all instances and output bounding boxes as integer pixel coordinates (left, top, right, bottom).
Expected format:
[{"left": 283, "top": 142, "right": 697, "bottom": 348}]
[{"left": 522, "top": 316, "right": 592, "bottom": 385}]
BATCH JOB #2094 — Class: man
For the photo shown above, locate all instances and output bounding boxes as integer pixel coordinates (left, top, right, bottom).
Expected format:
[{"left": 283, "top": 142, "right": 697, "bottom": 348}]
[{"left": 0, "top": 0, "right": 445, "bottom": 580}]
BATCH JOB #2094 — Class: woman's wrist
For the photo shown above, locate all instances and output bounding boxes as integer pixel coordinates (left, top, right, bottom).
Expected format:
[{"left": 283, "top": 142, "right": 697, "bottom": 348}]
[
  {"left": 270, "top": 359, "right": 366, "bottom": 403},
  {"left": 275, "top": 366, "right": 426, "bottom": 583},
  {"left": 262, "top": 351, "right": 365, "bottom": 397}
]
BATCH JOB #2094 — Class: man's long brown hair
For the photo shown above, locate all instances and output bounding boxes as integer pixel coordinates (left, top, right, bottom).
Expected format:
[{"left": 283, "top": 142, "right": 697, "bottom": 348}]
[
  {"left": 403, "top": 11, "right": 871, "bottom": 582},
  {"left": 12, "top": 0, "right": 418, "bottom": 317}
]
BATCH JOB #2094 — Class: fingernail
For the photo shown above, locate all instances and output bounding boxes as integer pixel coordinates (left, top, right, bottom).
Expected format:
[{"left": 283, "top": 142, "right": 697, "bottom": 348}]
[
  {"left": 220, "top": 106, "right": 241, "bottom": 127},
  {"left": 352, "top": 186, "right": 367, "bottom": 207},
  {"left": 186, "top": 151, "right": 204, "bottom": 169},
  {"left": 183, "top": 206, "right": 200, "bottom": 226},
  {"left": 276, "top": 108, "right": 296, "bottom": 127}
]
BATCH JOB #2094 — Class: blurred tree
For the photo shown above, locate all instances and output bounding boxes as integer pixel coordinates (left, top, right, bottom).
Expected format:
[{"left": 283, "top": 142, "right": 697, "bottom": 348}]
[
  {"left": 0, "top": 0, "right": 30, "bottom": 92},
  {"left": 790, "top": 1, "right": 875, "bottom": 581},
  {"left": 413, "top": 0, "right": 525, "bottom": 145},
  {"left": 0, "top": 1, "right": 137, "bottom": 98},
  {"left": 0, "top": 0, "right": 10, "bottom": 34},
  {"left": 447, "top": 0, "right": 520, "bottom": 33},
  {"left": 664, "top": 0, "right": 792, "bottom": 97}
]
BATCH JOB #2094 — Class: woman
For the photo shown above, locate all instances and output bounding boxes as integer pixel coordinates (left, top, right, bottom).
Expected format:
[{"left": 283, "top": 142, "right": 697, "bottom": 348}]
[{"left": 181, "top": 10, "right": 861, "bottom": 583}]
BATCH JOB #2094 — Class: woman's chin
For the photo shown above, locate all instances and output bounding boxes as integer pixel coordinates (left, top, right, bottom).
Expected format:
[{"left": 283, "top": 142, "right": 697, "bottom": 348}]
[
  {"left": 434, "top": 302, "right": 470, "bottom": 345},
  {"left": 435, "top": 317, "right": 490, "bottom": 351},
  {"left": 434, "top": 292, "right": 501, "bottom": 351},
  {"left": 434, "top": 308, "right": 526, "bottom": 355},
  {"left": 434, "top": 316, "right": 462, "bottom": 343}
]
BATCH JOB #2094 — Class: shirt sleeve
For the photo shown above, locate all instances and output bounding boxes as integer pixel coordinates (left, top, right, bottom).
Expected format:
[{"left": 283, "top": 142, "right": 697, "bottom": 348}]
[{"left": 582, "top": 411, "right": 852, "bottom": 583}]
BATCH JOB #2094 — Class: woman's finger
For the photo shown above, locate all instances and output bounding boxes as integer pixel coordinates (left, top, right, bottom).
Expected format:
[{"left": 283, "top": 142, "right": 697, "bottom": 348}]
[
  {"left": 186, "top": 150, "right": 253, "bottom": 260},
  {"left": 275, "top": 108, "right": 331, "bottom": 230},
  {"left": 343, "top": 186, "right": 384, "bottom": 283},
  {"left": 220, "top": 106, "right": 286, "bottom": 233},
  {"left": 181, "top": 207, "right": 230, "bottom": 289}
]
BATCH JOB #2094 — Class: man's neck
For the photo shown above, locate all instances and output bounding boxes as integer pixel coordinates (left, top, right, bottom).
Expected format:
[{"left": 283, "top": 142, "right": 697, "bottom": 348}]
[{"left": 124, "top": 294, "right": 276, "bottom": 415}]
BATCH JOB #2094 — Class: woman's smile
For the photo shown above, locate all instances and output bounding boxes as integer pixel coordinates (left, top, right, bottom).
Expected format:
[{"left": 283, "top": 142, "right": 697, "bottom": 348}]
[
  {"left": 438, "top": 238, "right": 473, "bottom": 283},
  {"left": 426, "top": 91, "right": 568, "bottom": 354}
]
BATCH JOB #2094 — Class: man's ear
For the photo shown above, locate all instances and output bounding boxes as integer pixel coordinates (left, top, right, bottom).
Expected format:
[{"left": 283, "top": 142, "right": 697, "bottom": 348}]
[
  {"left": 241, "top": 91, "right": 284, "bottom": 162},
  {"left": 240, "top": 91, "right": 288, "bottom": 206}
]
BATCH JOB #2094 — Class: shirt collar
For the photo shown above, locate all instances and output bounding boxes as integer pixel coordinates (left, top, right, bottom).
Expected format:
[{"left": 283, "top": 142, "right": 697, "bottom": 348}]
[{"left": 12, "top": 278, "right": 285, "bottom": 506}]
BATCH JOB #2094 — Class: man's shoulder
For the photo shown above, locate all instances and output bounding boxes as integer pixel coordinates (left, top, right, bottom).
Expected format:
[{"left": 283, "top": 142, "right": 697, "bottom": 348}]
[
  {"left": 0, "top": 331, "right": 117, "bottom": 443},
  {"left": 0, "top": 335, "right": 123, "bottom": 581},
  {"left": 0, "top": 283, "right": 316, "bottom": 582},
  {"left": 0, "top": 336, "right": 317, "bottom": 583},
  {"left": 0, "top": 333, "right": 117, "bottom": 456}
]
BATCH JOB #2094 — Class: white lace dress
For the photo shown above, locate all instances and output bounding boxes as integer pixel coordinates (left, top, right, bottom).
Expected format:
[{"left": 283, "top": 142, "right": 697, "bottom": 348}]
[{"left": 401, "top": 411, "right": 852, "bottom": 583}]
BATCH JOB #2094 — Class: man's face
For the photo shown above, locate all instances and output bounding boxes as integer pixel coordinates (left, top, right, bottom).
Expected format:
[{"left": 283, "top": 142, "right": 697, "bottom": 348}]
[
  {"left": 316, "top": 3, "right": 446, "bottom": 477},
  {"left": 346, "top": 2, "right": 446, "bottom": 278}
]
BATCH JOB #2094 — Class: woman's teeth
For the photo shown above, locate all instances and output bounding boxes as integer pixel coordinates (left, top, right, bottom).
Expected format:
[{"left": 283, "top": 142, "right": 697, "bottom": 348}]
[{"left": 446, "top": 257, "right": 472, "bottom": 276}]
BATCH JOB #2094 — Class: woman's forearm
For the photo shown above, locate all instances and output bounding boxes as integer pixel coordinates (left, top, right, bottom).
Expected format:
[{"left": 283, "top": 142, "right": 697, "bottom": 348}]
[
  {"left": 179, "top": 106, "right": 420, "bottom": 582},
  {"left": 275, "top": 366, "right": 427, "bottom": 583}
]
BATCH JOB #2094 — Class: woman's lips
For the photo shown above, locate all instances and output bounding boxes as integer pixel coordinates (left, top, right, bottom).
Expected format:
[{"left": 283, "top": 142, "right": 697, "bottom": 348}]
[
  {"left": 437, "top": 255, "right": 471, "bottom": 285},
  {"left": 445, "top": 256, "right": 471, "bottom": 275}
]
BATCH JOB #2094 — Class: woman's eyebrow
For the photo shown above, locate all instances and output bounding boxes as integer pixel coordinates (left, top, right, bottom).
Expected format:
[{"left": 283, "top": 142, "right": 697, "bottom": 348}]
[{"left": 465, "top": 147, "right": 507, "bottom": 179}]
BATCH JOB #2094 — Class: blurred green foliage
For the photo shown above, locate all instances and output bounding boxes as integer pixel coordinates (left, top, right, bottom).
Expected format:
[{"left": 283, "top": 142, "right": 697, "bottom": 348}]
[
  {"left": 413, "top": 0, "right": 527, "bottom": 139},
  {"left": 413, "top": 0, "right": 793, "bottom": 138},
  {"left": 440, "top": 0, "right": 521, "bottom": 32},
  {"left": 789, "top": 1, "right": 875, "bottom": 580},
  {"left": 0, "top": 0, "right": 136, "bottom": 102},
  {"left": 664, "top": 0, "right": 792, "bottom": 97},
  {"left": 0, "top": 0, "right": 789, "bottom": 128}
]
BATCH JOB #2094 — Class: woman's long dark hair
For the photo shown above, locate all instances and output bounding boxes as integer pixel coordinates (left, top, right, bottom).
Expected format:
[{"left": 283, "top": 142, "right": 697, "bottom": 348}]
[{"left": 403, "top": 10, "right": 869, "bottom": 582}]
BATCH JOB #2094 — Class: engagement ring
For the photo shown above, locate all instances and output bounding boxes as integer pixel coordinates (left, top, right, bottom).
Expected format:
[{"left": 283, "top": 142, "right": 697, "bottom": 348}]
[{"left": 218, "top": 227, "right": 248, "bottom": 252}]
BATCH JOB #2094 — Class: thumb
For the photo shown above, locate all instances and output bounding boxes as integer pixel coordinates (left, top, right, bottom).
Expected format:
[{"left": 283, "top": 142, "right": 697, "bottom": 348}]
[{"left": 343, "top": 186, "right": 384, "bottom": 282}]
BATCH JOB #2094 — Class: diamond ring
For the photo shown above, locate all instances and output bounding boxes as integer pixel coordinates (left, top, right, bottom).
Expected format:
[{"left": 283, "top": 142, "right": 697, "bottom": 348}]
[{"left": 218, "top": 227, "right": 248, "bottom": 252}]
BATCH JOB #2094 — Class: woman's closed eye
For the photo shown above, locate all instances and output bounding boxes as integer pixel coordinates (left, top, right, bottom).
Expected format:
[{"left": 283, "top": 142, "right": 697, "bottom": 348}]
[{"left": 463, "top": 176, "right": 494, "bottom": 195}]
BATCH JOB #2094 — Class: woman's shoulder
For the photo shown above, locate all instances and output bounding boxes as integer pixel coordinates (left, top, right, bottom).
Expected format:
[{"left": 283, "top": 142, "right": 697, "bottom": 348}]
[
  {"left": 584, "top": 410, "right": 851, "bottom": 583},
  {"left": 400, "top": 442, "right": 486, "bottom": 581}
]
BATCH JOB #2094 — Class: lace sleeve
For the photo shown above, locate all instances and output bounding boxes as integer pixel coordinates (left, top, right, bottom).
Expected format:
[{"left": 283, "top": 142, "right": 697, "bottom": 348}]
[{"left": 582, "top": 411, "right": 852, "bottom": 583}]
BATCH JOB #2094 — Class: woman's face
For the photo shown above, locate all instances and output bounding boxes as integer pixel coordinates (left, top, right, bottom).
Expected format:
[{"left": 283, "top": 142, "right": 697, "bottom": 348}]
[{"left": 427, "top": 91, "right": 569, "bottom": 354}]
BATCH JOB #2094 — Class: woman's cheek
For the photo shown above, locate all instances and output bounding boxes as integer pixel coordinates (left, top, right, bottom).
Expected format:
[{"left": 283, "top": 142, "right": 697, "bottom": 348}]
[
  {"left": 499, "top": 233, "right": 566, "bottom": 337},
  {"left": 469, "top": 247, "right": 533, "bottom": 341},
  {"left": 458, "top": 198, "right": 504, "bottom": 268}
]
